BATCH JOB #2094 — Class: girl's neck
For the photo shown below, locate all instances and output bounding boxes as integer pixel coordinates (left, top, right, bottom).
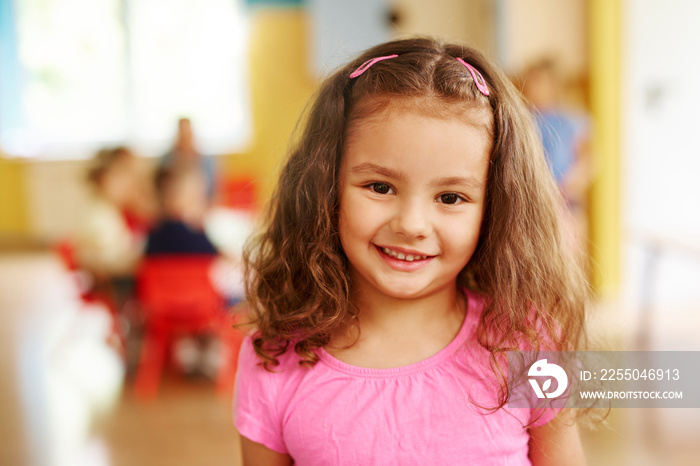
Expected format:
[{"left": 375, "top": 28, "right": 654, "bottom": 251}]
[
  {"left": 328, "top": 282, "right": 466, "bottom": 368},
  {"left": 353, "top": 283, "right": 461, "bottom": 329}
]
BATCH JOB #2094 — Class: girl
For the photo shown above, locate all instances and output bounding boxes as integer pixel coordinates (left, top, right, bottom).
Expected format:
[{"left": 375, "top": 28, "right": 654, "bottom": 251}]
[{"left": 235, "top": 38, "right": 589, "bottom": 465}]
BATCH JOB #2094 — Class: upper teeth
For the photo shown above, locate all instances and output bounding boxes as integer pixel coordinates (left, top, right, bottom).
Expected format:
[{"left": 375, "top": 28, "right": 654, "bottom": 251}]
[{"left": 382, "top": 247, "right": 428, "bottom": 261}]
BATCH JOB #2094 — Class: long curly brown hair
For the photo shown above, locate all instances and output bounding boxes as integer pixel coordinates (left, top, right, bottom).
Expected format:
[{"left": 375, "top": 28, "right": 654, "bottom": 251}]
[{"left": 243, "top": 38, "right": 589, "bottom": 393}]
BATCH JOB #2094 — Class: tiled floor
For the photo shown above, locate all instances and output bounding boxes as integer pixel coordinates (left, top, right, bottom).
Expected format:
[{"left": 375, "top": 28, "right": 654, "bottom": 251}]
[
  {"left": 580, "top": 408, "right": 700, "bottom": 466},
  {"left": 580, "top": 301, "right": 700, "bottom": 466},
  {"left": 96, "top": 375, "right": 241, "bottom": 466}
]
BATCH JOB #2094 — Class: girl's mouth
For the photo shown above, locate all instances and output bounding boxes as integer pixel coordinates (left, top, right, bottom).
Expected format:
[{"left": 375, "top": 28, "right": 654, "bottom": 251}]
[
  {"left": 374, "top": 245, "right": 435, "bottom": 271},
  {"left": 379, "top": 246, "right": 430, "bottom": 262}
]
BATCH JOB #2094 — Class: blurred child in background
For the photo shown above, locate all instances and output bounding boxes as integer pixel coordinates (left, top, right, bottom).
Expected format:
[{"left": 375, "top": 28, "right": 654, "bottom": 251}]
[
  {"left": 145, "top": 164, "right": 223, "bottom": 379},
  {"left": 520, "top": 59, "right": 593, "bottom": 254},
  {"left": 146, "top": 166, "right": 218, "bottom": 256},
  {"left": 74, "top": 147, "right": 146, "bottom": 307}
]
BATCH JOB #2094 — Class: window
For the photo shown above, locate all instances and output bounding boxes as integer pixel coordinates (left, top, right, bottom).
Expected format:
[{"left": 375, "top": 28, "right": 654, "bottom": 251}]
[{"left": 1, "top": 0, "right": 250, "bottom": 159}]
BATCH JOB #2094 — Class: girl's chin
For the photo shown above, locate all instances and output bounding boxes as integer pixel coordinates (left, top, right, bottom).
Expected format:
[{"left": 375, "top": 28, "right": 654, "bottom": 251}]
[{"left": 367, "top": 280, "right": 439, "bottom": 300}]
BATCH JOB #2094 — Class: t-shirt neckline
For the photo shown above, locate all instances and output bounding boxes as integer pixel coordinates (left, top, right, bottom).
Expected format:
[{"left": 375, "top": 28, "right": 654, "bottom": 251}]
[{"left": 317, "top": 289, "right": 473, "bottom": 378}]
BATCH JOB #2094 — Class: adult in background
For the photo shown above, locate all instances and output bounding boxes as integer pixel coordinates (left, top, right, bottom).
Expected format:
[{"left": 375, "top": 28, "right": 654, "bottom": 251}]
[{"left": 160, "top": 118, "right": 218, "bottom": 202}]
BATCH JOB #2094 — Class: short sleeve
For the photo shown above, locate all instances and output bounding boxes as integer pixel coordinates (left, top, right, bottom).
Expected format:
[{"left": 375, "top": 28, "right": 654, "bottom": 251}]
[{"left": 233, "top": 336, "right": 288, "bottom": 454}]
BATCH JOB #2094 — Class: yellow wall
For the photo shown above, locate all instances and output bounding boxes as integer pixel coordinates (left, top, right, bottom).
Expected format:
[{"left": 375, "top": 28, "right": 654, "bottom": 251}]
[
  {"left": 0, "top": 158, "right": 29, "bottom": 236},
  {"left": 393, "top": 0, "right": 496, "bottom": 55},
  {"left": 223, "top": 9, "right": 317, "bottom": 203},
  {"left": 588, "top": 0, "right": 622, "bottom": 296}
]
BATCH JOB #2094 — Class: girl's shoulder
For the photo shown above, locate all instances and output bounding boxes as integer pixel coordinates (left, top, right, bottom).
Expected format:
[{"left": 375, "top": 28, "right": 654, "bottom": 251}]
[
  {"left": 236, "top": 333, "right": 316, "bottom": 400},
  {"left": 461, "top": 287, "right": 559, "bottom": 351},
  {"left": 238, "top": 333, "right": 306, "bottom": 375},
  {"left": 462, "top": 286, "right": 487, "bottom": 309},
  {"left": 460, "top": 287, "right": 487, "bottom": 329}
]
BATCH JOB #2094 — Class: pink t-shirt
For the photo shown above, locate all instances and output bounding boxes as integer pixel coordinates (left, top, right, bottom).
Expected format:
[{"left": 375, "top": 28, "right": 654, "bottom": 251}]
[{"left": 233, "top": 289, "right": 556, "bottom": 465}]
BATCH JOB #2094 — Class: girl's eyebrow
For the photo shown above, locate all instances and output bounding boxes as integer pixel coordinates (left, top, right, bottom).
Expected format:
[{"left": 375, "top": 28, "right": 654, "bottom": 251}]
[
  {"left": 430, "top": 176, "right": 484, "bottom": 190},
  {"left": 349, "top": 162, "right": 484, "bottom": 189},
  {"left": 350, "top": 162, "right": 405, "bottom": 181}
]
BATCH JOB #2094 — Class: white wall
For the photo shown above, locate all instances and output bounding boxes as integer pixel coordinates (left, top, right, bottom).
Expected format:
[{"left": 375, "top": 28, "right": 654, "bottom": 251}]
[
  {"left": 309, "top": 0, "right": 392, "bottom": 77},
  {"left": 622, "top": 0, "right": 700, "bottom": 313}
]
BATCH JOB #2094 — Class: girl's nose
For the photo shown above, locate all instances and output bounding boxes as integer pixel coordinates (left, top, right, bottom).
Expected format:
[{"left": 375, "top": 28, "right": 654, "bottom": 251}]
[{"left": 391, "top": 198, "right": 432, "bottom": 239}]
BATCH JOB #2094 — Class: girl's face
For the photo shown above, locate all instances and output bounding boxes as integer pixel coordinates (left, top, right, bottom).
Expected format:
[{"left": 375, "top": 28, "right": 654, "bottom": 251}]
[{"left": 338, "top": 104, "right": 491, "bottom": 301}]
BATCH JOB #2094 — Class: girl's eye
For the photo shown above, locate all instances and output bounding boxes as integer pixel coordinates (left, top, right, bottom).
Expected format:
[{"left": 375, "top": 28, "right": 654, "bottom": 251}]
[
  {"left": 370, "top": 183, "right": 393, "bottom": 194},
  {"left": 438, "top": 193, "right": 466, "bottom": 205}
]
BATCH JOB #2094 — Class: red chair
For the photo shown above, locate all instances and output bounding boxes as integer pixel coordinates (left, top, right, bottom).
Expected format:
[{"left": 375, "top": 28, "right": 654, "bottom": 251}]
[
  {"left": 54, "top": 239, "right": 126, "bottom": 359},
  {"left": 134, "top": 255, "right": 244, "bottom": 399},
  {"left": 55, "top": 240, "right": 110, "bottom": 307},
  {"left": 221, "top": 175, "right": 258, "bottom": 212}
]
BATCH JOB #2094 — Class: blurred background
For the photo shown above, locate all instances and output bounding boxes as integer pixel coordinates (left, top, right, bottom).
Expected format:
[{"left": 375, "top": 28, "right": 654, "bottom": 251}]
[{"left": 1, "top": 0, "right": 699, "bottom": 465}]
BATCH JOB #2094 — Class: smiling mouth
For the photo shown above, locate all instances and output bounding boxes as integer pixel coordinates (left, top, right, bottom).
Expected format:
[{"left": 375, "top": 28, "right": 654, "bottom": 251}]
[{"left": 378, "top": 246, "right": 433, "bottom": 262}]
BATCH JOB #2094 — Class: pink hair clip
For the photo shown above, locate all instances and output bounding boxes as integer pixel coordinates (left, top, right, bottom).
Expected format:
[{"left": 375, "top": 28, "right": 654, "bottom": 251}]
[
  {"left": 456, "top": 58, "right": 490, "bottom": 96},
  {"left": 349, "top": 54, "right": 399, "bottom": 78}
]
